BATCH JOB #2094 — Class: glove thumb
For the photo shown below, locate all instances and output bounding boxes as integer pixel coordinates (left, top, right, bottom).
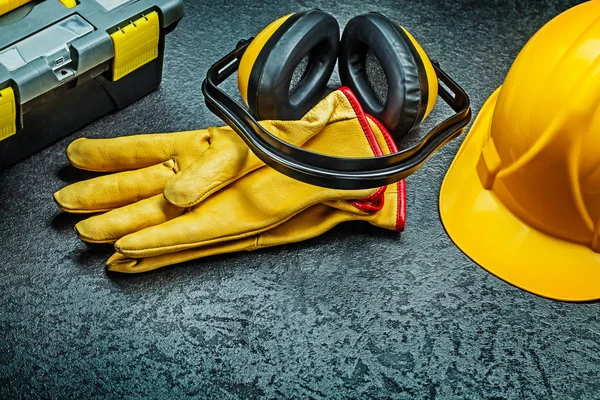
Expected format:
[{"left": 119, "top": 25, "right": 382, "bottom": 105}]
[{"left": 164, "top": 127, "right": 257, "bottom": 207}]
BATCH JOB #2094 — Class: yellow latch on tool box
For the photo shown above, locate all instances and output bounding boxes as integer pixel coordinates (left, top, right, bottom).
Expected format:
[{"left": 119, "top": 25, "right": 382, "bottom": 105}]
[
  {"left": 59, "top": 0, "right": 77, "bottom": 8},
  {"left": 110, "top": 11, "right": 160, "bottom": 81},
  {"left": 0, "top": 87, "right": 16, "bottom": 141},
  {"left": 0, "top": 0, "right": 33, "bottom": 16}
]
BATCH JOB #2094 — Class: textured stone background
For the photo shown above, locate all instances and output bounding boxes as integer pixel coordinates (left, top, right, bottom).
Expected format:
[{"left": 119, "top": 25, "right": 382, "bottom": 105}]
[{"left": 1, "top": 0, "right": 598, "bottom": 398}]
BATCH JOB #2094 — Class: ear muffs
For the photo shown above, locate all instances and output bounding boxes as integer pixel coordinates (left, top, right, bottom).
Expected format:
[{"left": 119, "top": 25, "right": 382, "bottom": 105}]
[
  {"left": 238, "top": 10, "right": 339, "bottom": 121},
  {"left": 339, "top": 13, "right": 438, "bottom": 138}
]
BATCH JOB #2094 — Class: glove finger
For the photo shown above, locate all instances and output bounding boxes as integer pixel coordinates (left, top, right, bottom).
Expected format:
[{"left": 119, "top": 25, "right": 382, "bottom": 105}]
[
  {"left": 74, "top": 194, "right": 185, "bottom": 243},
  {"left": 114, "top": 180, "right": 372, "bottom": 258},
  {"left": 66, "top": 132, "right": 187, "bottom": 172},
  {"left": 54, "top": 161, "right": 176, "bottom": 213},
  {"left": 163, "top": 118, "right": 340, "bottom": 208},
  {"left": 113, "top": 205, "right": 271, "bottom": 257},
  {"left": 106, "top": 204, "right": 367, "bottom": 273},
  {"left": 106, "top": 237, "right": 256, "bottom": 273}
]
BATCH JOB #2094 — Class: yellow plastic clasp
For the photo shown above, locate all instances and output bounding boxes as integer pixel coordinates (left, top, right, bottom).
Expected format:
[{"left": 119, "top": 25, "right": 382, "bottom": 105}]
[
  {"left": 110, "top": 11, "right": 160, "bottom": 81},
  {"left": 59, "top": 0, "right": 77, "bottom": 8},
  {"left": 0, "top": 0, "right": 33, "bottom": 16},
  {"left": 0, "top": 87, "right": 16, "bottom": 141}
]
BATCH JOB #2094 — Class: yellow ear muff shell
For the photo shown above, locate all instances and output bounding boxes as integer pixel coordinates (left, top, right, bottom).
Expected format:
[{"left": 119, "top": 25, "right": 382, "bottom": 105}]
[
  {"left": 238, "top": 14, "right": 294, "bottom": 106},
  {"left": 400, "top": 27, "right": 438, "bottom": 119}
]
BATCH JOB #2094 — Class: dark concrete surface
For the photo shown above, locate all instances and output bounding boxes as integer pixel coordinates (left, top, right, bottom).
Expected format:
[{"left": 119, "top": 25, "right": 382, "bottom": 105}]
[{"left": 1, "top": 0, "right": 598, "bottom": 398}]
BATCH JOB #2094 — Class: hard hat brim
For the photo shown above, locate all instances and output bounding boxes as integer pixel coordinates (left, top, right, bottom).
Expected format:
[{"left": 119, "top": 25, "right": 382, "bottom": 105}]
[{"left": 439, "top": 87, "right": 600, "bottom": 302}]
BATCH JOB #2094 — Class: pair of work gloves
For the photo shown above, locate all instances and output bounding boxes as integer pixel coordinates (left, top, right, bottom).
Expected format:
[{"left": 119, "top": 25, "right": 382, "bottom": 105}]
[{"left": 54, "top": 88, "right": 406, "bottom": 273}]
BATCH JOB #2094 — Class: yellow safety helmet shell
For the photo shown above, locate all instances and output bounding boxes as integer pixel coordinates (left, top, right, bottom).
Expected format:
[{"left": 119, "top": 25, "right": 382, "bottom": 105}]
[{"left": 439, "top": 1, "right": 600, "bottom": 302}]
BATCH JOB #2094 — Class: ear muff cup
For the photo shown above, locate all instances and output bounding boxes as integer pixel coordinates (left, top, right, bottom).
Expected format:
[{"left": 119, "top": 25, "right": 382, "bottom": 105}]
[
  {"left": 339, "top": 13, "right": 430, "bottom": 138},
  {"left": 244, "top": 10, "right": 339, "bottom": 121}
]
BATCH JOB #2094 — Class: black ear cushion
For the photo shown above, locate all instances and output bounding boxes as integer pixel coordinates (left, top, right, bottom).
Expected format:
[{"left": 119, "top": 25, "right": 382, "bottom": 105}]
[
  {"left": 339, "top": 13, "right": 429, "bottom": 138},
  {"left": 248, "top": 10, "right": 339, "bottom": 121}
]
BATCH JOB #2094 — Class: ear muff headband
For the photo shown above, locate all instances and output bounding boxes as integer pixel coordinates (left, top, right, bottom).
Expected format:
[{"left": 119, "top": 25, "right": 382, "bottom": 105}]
[
  {"left": 202, "top": 36, "right": 472, "bottom": 189},
  {"left": 339, "top": 13, "right": 429, "bottom": 138},
  {"left": 242, "top": 10, "right": 340, "bottom": 120}
]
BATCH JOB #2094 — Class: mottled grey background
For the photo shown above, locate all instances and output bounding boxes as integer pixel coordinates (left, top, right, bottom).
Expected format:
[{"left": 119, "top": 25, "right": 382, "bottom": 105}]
[{"left": 1, "top": 0, "right": 598, "bottom": 399}]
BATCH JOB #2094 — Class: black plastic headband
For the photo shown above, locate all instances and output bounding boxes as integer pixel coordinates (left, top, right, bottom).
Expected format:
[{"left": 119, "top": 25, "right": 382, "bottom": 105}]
[{"left": 202, "top": 40, "right": 472, "bottom": 189}]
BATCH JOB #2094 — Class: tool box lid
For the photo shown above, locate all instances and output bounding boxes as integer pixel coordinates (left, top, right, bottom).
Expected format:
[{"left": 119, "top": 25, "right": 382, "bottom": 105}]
[{"left": 0, "top": 0, "right": 184, "bottom": 104}]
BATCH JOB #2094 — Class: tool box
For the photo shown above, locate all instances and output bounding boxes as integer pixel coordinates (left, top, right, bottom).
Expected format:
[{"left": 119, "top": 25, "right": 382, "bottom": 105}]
[{"left": 0, "top": 0, "right": 184, "bottom": 169}]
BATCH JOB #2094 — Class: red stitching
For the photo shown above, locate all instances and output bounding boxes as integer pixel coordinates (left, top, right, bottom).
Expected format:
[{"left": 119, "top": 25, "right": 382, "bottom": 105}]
[
  {"left": 364, "top": 186, "right": 386, "bottom": 202},
  {"left": 350, "top": 194, "right": 384, "bottom": 213},
  {"left": 366, "top": 114, "right": 398, "bottom": 153},
  {"left": 339, "top": 87, "right": 383, "bottom": 157},
  {"left": 350, "top": 186, "right": 386, "bottom": 213},
  {"left": 366, "top": 114, "right": 406, "bottom": 232},
  {"left": 338, "top": 87, "right": 387, "bottom": 213}
]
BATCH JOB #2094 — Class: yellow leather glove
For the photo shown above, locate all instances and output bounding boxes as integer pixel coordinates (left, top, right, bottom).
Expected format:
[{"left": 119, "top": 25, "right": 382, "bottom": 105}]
[
  {"left": 102, "top": 92, "right": 405, "bottom": 273},
  {"left": 54, "top": 90, "right": 359, "bottom": 242},
  {"left": 106, "top": 182, "right": 405, "bottom": 273},
  {"left": 55, "top": 89, "right": 405, "bottom": 272}
]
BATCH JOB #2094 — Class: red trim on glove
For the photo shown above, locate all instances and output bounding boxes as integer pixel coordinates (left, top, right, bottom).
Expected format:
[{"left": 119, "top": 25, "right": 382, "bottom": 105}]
[
  {"left": 335, "top": 87, "right": 407, "bottom": 232},
  {"left": 365, "top": 115, "right": 407, "bottom": 232},
  {"left": 338, "top": 87, "right": 384, "bottom": 158},
  {"left": 337, "top": 87, "right": 387, "bottom": 214}
]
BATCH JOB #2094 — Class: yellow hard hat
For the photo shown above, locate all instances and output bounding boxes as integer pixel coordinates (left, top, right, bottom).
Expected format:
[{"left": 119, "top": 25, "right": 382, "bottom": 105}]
[{"left": 439, "top": 1, "right": 600, "bottom": 301}]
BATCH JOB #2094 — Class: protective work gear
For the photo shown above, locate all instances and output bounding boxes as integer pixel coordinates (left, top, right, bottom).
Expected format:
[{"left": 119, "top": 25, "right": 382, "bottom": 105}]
[
  {"left": 237, "top": 11, "right": 439, "bottom": 136},
  {"left": 439, "top": 1, "right": 600, "bottom": 301},
  {"left": 203, "top": 10, "right": 471, "bottom": 189},
  {"left": 55, "top": 88, "right": 406, "bottom": 273}
]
